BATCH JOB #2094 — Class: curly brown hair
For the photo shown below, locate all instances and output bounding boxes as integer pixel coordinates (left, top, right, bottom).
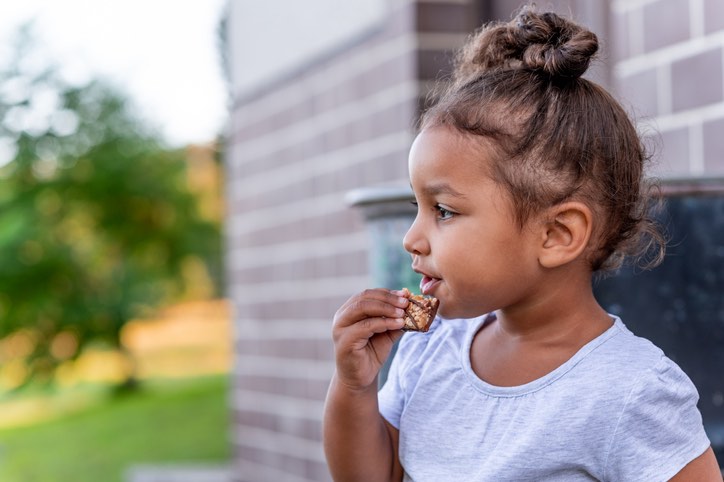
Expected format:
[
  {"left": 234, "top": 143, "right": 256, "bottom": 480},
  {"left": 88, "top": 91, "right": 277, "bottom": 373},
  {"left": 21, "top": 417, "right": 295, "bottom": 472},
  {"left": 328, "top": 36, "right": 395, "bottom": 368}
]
[{"left": 420, "top": 6, "right": 665, "bottom": 272}]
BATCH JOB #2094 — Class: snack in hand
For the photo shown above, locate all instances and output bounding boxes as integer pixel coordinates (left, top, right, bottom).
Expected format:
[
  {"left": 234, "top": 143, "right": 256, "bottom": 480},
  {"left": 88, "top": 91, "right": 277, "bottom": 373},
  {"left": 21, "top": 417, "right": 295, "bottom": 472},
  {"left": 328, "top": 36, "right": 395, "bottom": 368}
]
[{"left": 401, "top": 288, "right": 439, "bottom": 333}]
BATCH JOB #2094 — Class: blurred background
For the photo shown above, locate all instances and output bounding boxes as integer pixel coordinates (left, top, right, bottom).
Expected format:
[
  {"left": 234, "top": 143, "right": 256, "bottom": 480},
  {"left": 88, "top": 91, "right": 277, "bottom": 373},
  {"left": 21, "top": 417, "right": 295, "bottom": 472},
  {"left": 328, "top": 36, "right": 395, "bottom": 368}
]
[
  {"left": 1, "top": 0, "right": 723, "bottom": 481},
  {"left": 0, "top": 1, "right": 230, "bottom": 481}
]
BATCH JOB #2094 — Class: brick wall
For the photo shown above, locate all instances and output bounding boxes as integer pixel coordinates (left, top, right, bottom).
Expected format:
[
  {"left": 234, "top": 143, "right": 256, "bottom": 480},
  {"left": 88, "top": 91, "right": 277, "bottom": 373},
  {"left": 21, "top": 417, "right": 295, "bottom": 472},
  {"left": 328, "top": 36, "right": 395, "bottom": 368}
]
[
  {"left": 225, "top": 1, "right": 477, "bottom": 480},
  {"left": 225, "top": 1, "right": 723, "bottom": 480},
  {"left": 611, "top": 0, "right": 724, "bottom": 178}
]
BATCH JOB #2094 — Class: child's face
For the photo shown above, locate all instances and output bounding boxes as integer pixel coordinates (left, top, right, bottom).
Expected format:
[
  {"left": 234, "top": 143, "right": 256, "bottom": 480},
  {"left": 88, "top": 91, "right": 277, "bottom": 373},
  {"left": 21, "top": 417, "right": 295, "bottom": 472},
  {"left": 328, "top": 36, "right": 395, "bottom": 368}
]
[{"left": 403, "top": 127, "right": 544, "bottom": 319}]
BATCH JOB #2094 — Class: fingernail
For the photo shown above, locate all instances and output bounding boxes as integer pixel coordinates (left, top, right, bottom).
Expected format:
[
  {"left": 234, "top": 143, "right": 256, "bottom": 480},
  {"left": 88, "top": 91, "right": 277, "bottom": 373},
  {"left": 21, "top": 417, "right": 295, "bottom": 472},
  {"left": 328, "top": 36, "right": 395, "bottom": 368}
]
[{"left": 395, "top": 308, "right": 406, "bottom": 317}]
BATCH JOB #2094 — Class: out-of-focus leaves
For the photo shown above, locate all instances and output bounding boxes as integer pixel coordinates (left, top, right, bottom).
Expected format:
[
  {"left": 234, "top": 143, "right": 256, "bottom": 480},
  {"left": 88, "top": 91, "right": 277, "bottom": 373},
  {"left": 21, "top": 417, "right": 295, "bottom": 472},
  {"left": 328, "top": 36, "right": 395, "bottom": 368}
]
[{"left": 0, "top": 28, "right": 222, "bottom": 385}]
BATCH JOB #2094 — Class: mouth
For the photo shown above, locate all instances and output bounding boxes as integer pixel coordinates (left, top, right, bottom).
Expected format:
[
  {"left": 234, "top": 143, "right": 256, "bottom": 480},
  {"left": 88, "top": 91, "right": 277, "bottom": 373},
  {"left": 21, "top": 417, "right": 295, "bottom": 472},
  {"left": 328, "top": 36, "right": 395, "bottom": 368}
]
[
  {"left": 411, "top": 263, "right": 442, "bottom": 296},
  {"left": 419, "top": 274, "right": 442, "bottom": 296}
]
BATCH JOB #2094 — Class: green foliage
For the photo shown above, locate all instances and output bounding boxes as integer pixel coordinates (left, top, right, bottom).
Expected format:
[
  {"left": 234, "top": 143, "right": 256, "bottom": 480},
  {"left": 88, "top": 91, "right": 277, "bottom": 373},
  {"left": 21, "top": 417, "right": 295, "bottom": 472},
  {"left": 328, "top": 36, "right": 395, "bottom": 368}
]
[
  {"left": 0, "top": 28, "right": 222, "bottom": 383},
  {"left": 0, "top": 376, "right": 231, "bottom": 482}
]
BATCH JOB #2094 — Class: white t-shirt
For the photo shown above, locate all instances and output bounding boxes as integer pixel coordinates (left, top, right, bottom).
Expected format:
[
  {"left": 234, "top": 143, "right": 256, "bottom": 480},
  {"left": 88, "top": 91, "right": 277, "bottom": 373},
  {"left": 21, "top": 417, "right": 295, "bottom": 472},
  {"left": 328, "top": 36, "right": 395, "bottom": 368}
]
[{"left": 378, "top": 314, "right": 711, "bottom": 481}]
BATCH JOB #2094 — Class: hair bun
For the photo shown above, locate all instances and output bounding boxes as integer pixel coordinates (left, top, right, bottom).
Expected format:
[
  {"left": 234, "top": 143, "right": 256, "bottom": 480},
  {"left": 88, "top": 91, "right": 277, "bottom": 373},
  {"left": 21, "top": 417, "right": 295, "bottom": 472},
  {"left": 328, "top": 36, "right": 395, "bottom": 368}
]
[
  {"left": 515, "top": 10, "right": 598, "bottom": 79},
  {"left": 454, "top": 7, "right": 598, "bottom": 84}
]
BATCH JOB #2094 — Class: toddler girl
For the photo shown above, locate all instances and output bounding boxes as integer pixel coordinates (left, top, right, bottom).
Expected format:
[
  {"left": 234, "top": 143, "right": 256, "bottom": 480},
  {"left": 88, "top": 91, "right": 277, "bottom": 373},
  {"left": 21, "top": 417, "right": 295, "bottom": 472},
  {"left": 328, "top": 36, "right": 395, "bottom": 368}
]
[{"left": 323, "top": 7, "right": 720, "bottom": 481}]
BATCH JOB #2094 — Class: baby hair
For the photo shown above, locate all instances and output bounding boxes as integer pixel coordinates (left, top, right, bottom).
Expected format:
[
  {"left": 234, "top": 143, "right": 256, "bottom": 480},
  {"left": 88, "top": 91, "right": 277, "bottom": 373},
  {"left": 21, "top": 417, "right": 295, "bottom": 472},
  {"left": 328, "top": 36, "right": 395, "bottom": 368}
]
[{"left": 420, "top": 6, "right": 665, "bottom": 272}]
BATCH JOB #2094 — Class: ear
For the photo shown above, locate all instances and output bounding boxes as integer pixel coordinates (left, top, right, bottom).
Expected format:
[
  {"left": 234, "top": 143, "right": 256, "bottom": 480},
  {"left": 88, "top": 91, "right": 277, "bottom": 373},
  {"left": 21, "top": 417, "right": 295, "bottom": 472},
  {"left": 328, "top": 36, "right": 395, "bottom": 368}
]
[{"left": 538, "top": 202, "right": 593, "bottom": 269}]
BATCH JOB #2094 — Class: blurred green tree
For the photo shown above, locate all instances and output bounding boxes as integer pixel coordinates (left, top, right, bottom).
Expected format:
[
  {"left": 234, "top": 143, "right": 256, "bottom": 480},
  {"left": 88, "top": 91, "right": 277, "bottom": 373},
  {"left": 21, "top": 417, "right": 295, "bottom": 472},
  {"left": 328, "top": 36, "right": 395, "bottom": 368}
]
[{"left": 0, "top": 26, "right": 222, "bottom": 386}]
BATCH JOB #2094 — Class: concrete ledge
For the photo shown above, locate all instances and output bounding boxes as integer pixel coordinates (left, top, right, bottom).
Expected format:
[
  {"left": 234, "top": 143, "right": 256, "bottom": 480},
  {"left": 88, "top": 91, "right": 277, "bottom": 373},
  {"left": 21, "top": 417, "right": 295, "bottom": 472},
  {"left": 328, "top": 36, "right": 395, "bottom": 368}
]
[{"left": 125, "top": 464, "right": 232, "bottom": 482}]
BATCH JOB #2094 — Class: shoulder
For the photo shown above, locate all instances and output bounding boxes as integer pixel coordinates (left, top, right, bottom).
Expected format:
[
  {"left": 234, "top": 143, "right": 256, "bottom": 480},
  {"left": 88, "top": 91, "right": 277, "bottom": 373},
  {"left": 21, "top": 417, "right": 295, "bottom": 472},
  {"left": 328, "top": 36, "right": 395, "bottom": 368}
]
[
  {"left": 588, "top": 318, "right": 669, "bottom": 382},
  {"left": 601, "top": 319, "right": 710, "bottom": 481},
  {"left": 590, "top": 319, "right": 700, "bottom": 406},
  {"left": 620, "top": 353, "right": 702, "bottom": 421}
]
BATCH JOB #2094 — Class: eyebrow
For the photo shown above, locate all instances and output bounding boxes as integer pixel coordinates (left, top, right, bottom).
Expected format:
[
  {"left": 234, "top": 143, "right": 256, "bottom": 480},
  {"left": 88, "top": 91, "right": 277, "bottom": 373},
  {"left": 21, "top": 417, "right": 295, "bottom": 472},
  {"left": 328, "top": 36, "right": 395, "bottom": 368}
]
[{"left": 414, "top": 182, "right": 467, "bottom": 199}]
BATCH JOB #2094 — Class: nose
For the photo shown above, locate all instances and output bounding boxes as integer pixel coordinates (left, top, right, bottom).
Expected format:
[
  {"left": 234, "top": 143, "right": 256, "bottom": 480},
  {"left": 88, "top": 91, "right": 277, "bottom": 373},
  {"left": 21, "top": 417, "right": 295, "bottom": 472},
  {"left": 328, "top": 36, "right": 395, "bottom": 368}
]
[{"left": 403, "top": 215, "right": 430, "bottom": 256}]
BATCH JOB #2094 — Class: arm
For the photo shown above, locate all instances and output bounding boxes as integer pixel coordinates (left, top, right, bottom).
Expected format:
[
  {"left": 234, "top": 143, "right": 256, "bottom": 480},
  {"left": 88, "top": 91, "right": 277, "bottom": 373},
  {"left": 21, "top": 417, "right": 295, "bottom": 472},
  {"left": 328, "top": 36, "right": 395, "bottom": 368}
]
[
  {"left": 323, "top": 289, "right": 407, "bottom": 482},
  {"left": 669, "top": 447, "right": 722, "bottom": 482},
  {"left": 324, "top": 374, "right": 403, "bottom": 482}
]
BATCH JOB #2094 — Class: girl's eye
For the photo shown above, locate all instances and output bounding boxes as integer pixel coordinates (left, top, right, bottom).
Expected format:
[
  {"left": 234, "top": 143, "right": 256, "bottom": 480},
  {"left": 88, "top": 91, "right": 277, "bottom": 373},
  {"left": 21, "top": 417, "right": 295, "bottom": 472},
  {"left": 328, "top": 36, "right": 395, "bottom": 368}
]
[{"left": 435, "top": 204, "right": 455, "bottom": 220}]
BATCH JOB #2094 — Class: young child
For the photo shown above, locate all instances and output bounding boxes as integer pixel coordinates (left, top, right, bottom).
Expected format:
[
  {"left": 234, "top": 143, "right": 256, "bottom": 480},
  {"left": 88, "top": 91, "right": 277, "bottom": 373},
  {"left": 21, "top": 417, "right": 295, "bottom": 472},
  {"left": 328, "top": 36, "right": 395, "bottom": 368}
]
[{"left": 323, "top": 7, "right": 721, "bottom": 482}]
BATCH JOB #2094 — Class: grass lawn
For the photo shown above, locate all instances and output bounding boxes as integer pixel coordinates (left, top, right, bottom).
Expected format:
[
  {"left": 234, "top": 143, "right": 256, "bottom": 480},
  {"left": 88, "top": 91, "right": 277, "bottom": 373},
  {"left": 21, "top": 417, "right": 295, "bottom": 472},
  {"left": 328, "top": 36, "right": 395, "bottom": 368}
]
[{"left": 0, "top": 375, "right": 231, "bottom": 482}]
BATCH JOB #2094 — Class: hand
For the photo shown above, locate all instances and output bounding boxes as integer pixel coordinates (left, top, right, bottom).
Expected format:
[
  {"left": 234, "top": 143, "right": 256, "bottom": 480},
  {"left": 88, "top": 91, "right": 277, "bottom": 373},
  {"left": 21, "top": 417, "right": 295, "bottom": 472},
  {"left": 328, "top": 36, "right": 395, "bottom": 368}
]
[{"left": 332, "top": 288, "right": 408, "bottom": 391}]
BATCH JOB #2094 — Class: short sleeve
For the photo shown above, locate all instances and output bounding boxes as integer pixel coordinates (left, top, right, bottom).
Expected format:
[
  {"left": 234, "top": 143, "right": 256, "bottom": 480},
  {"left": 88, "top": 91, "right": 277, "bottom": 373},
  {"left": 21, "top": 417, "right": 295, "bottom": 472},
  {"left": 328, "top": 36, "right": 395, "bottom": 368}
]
[
  {"left": 377, "top": 328, "right": 434, "bottom": 430},
  {"left": 604, "top": 356, "right": 711, "bottom": 482}
]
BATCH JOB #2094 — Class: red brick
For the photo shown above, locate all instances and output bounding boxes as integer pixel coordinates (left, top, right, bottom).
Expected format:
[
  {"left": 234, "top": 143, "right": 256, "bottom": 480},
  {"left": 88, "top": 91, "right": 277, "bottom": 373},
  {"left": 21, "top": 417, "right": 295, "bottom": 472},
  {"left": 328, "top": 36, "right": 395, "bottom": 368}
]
[
  {"left": 230, "top": 145, "right": 410, "bottom": 213},
  {"left": 703, "top": 117, "right": 724, "bottom": 173},
  {"left": 657, "top": 127, "right": 690, "bottom": 176},
  {"left": 234, "top": 409, "right": 277, "bottom": 432},
  {"left": 234, "top": 447, "right": 317, "bottom": 481},
  {"left": 232, "top": 105, "right": 413, "bottom": 179},
  {"left": 610, "top": 10, "right": 631, "bottom": 62},
  {"left": 232, "top": 209, "right": 364, "bottom": 248},
  {"left": 482, "top": 0, "right": 529, "bottom": 22},
  {"left": 235, "top": 338, "right": 333, "bottom": 363},
  {"left": 672, "top": 48, "right": 723, "bottom": 112},
  {"left": 416, "top": 3, "right": 478, "bottom": 32},
  {"left": 242, "top": 294, "right": 353, "bottom": 321},
  {"left": 234, "top": 374, "right": 330, "bottom": 402},
  {"left": 704, "top": 0, "right": 724, "bottom": 34},
  {"left": 643, "top": 0, "right": 690, "bottom": 53},
  {"left": 305, "top": 460, "right": 333, "bottom": 482},
  {"left": 616, "top": 67, "right": 659, "bottom": 118},
  {"left": 230, "top": 249, "right": 367, "bottom": 285},
  {"left": 230, "top": 50, "right": 415, "bottom": 145},
  {"left": 417, "top": 49, "right": 456, "bottom": 81}
]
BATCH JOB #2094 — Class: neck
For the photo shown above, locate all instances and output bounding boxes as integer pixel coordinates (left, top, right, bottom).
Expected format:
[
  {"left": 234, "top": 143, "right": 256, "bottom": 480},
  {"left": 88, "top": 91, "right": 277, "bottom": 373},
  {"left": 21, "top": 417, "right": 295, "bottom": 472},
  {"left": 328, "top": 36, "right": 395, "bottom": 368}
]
[{"left": 494, "top": 268, "right": 611, "bottom": 346}]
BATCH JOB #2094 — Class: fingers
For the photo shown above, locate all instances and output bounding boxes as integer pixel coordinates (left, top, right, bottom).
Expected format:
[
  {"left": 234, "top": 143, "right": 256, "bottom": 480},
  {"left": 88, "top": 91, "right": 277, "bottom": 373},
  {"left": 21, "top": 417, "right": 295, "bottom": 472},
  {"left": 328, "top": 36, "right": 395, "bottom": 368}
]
[
  {"left": 330, "top": 289, "right": 410, "bottom": 390},
  {"left": 334, "top": 289, "right": 409, "bottom": 329},
  {"left": 333, "top": 314, "right": 405, "bottom": 346},
  {"left": 350, "top": 315, "right": 405, "bottom": 339}
]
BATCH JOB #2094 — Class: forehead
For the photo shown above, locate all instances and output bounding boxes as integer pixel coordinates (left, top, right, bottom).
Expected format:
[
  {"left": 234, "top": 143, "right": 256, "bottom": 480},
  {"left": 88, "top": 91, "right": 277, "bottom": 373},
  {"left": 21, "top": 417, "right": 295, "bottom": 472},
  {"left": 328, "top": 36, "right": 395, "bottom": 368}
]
[{"left": 408, "top": 127, "right": 494, "bottom": 185}]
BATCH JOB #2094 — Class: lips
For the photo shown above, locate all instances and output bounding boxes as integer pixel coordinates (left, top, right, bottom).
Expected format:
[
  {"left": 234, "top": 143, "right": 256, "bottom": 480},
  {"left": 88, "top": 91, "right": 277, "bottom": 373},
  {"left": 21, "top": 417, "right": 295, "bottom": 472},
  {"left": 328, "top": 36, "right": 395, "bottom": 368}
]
[
  {"left": 420, "top": 276, "right": 441, "bottom": 295},
  {"left": 411, "top": 266, "right": 440, "bottom": 295},
  {"left": 411, "top": 263, "right": 441, "bottom": 295}
]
